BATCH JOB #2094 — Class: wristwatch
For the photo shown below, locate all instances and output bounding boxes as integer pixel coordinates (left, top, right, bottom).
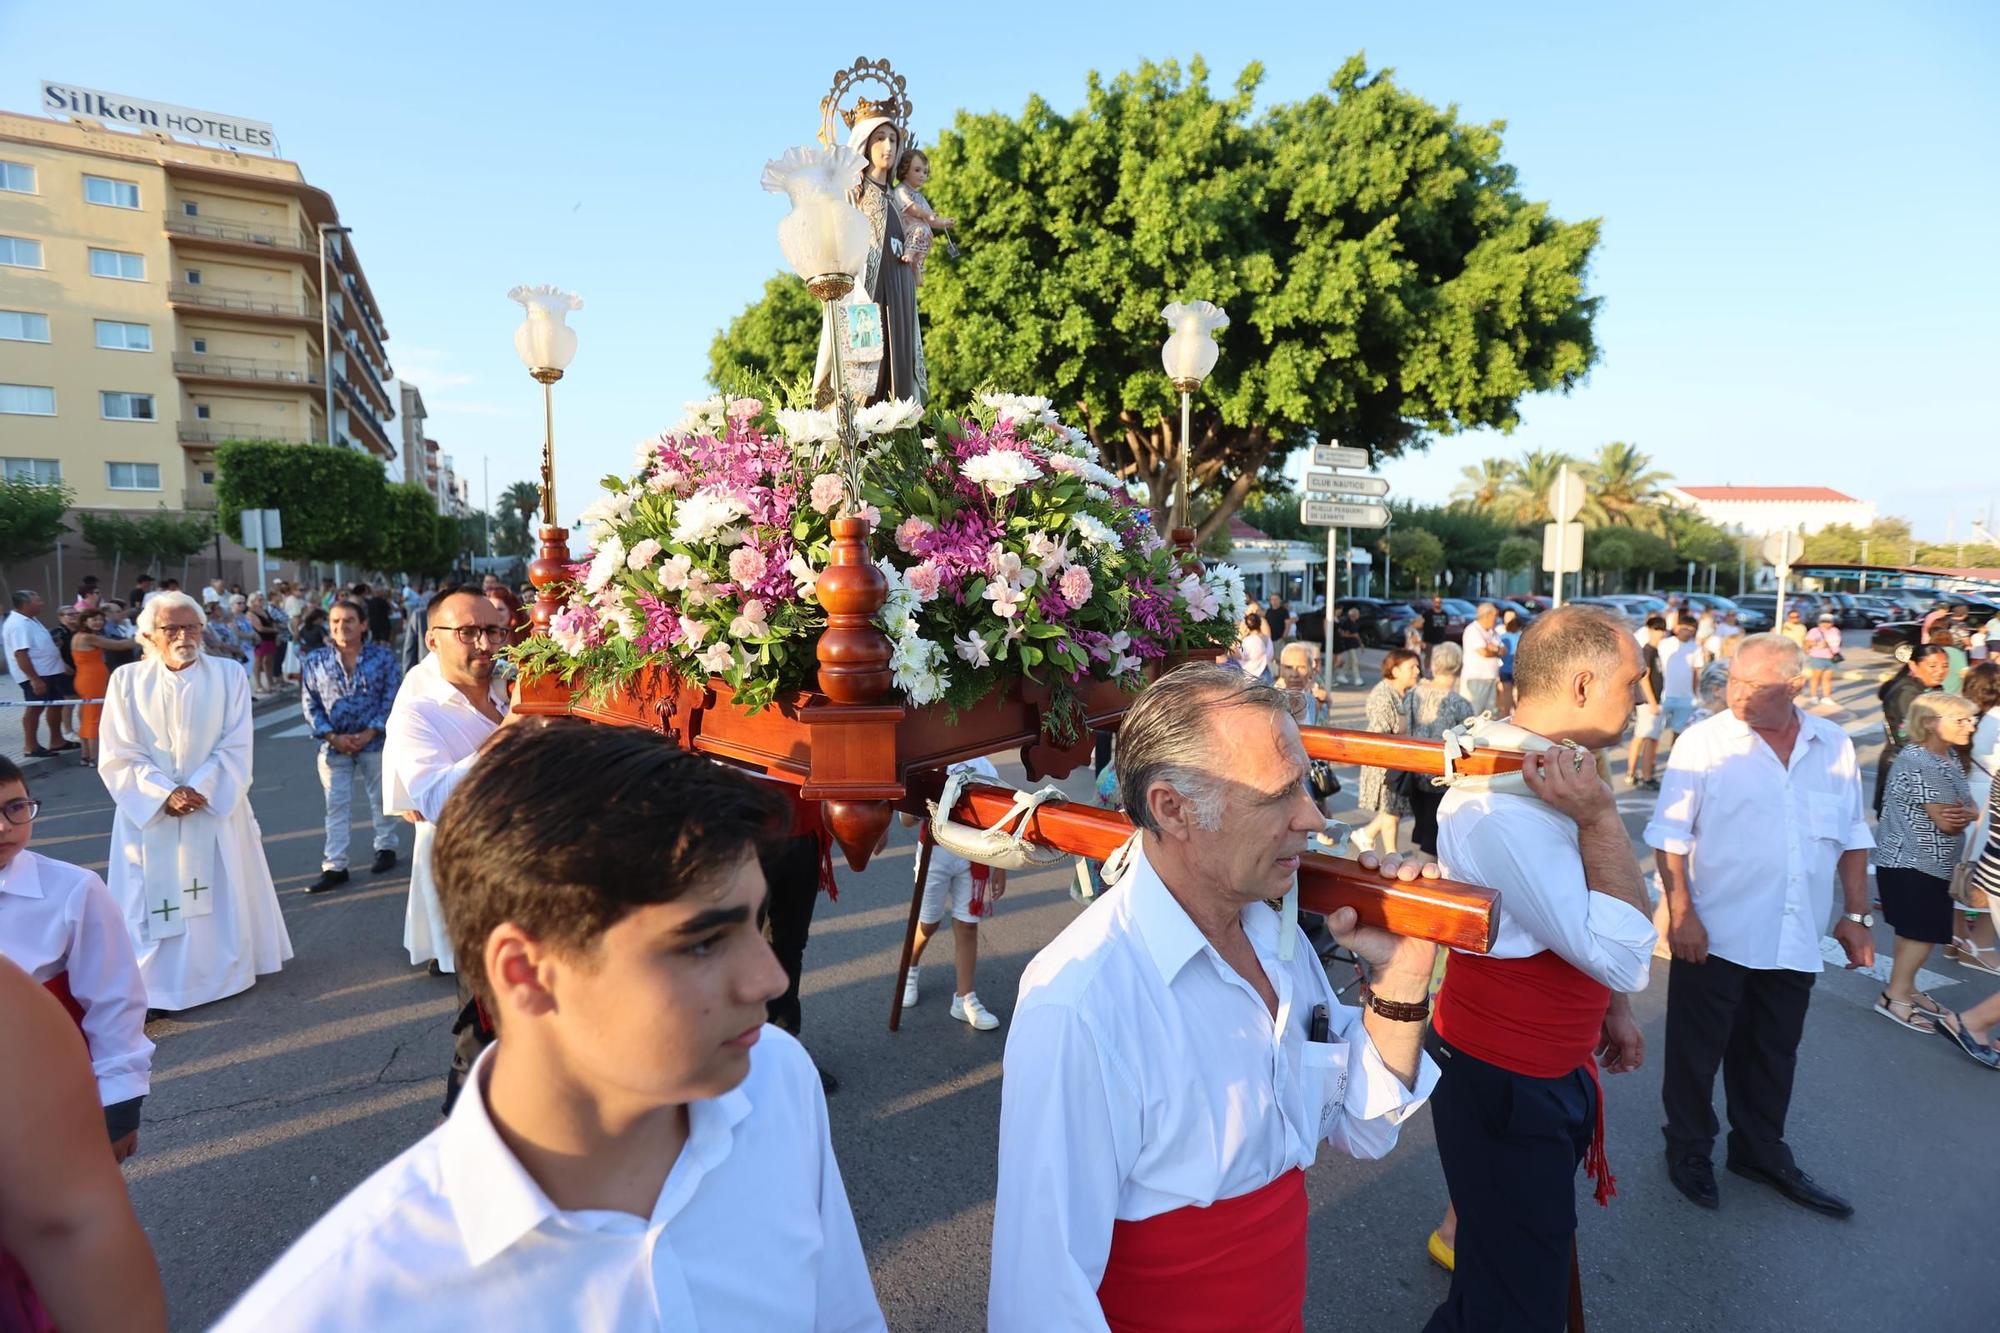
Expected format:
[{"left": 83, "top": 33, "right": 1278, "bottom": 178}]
[{"left": 1842, "top": 911, "right": 1874, "bottom": 928}]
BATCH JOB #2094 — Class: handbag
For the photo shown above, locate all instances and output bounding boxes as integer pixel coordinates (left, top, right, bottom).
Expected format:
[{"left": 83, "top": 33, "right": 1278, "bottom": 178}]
[
  {"left": 1308, "top": 760, "right": 1341, "bottom": 801},
  {"left": 1949, "top": 858, "right": 1989, "bottom": 911}
]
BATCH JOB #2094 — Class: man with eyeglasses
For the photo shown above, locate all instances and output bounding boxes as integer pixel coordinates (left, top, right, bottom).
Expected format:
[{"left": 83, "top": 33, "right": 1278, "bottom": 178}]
[
  {"left": 383, "top": 587, "right": 515, "bottom": 1111},
  {"left": 301, "top": 602, "right": 404, "bottom": 894},
  {"left": 1645, "top": 633, "right": 1873, "bottom": 1218},
  {"left": 97, "top": 591, "right": 292, "bottom": 1012}
]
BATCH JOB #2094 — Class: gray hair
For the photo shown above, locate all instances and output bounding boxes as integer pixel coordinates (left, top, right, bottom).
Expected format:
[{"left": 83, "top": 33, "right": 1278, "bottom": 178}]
[
  {"left": 1731, "top": 632, "right": 1804, "bottom": 679},
  {"left": 1429, "top": 641, "right": 1463, "bottom": 678},
  {"left": 135, "top": 590, "right": 207, "bottom": 637},
  {"left": 1906, "top": 691, "right": 1977, "bottom": 753},
  {"left": 1118, "top": 663, "right": 1290, "bottom": 835},
  {"left": 1696, "top": 660, "right": 1732, "bottom": 714}
]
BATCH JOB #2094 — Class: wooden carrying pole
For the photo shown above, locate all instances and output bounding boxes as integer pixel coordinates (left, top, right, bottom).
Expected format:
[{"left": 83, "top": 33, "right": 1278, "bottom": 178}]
[{"left": 1296, "top": 724, "right": 1527, "bottom": 779}]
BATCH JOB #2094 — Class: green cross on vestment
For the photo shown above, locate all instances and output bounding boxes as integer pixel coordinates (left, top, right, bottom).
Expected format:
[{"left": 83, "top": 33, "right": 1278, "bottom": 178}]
[
  {"left": 153, "top": 898, "right": 178, "bottom": 923},
  {"left": 188, "top": 878, "right": 208, "bottom": 903}
]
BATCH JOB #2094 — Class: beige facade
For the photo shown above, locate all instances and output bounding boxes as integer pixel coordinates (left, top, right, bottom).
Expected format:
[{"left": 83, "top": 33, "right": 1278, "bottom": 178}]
[{"left": 0, "top": 107, "right": 395, "bottom": 517}]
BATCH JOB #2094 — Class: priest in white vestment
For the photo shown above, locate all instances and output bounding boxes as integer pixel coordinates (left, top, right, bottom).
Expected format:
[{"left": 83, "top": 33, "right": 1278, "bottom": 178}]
[
  {"left": 98, "top": 592, "right": 291, "bottom": 1011},
  {"left": 383, "top": 589, "right": 511, "bottom": 974}
]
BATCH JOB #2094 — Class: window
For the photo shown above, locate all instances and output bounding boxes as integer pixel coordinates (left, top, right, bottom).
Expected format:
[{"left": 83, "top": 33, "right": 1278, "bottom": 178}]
[
  {"left": 1, "top": 458, "right": 61, "bottom": 484},
  {"left": 0, "top": 311, "right": 50, "bottom": 343},
  {"left": 0, "top": 385, "right": 57, "bottom": 416},
  {"left": 190, "top": 337, "right": 207, "bottom": 354},
  {"left": 194, "top": 404, "right": 211, "bottom": 419},
  {"left": 100, "top": 391, "right": 156, "bottom": 421},
  {"left": 184, "top": 269, "right": 202, "bottom": 285},
  {"left": 89, "top": 248, "right": 145, "bottom": 281},
  {"left": 83, "top": 175, "right": 141, "bottom": 209},
  {"left": 200, "top": 469, "right": 215, "bottom": 485},
  {"left": 94, "top": 320, "right": 152, "bottom": 352},
  {"left": 0, "top": 236, "right": 44, "bottom": 269},
  {"left": 106, "top": 462, "right": 162, "bottom": 491},
  {"left": 182, "top": 200, "right": 199, "bottom": 217},
  {"left": 0, "top": 161, "right": 33, "bottom": 193}
]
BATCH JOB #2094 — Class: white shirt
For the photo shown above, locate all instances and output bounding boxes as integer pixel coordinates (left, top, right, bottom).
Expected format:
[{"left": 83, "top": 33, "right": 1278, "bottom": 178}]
[
  {"left": 0, "top": 850, "right": 154, "bottom": 1106},
  {"left": 989, "top": 845, "right": 1437, "bottom": 1331},
  {"left": 930, "top": 756, "right": 1000, "bottom": 877},
  {"left": 382, "top": 654, "right": 509, "bottom": 823},
  {"left": 1239, "top": 630, "right": 1273, "bottom": 679},
  {"left": 216, "top": 1030, "right": 884, "bottom": 1333},
  {"left": 1437, "top": 786, "right": 1656, "bottom": 990},
  {"left": 1461, "top": 622, "right": 1504, "bottom": 680},
  {"left": 1644, "top": 708, "right": 1875, "bottom": 971},
  {"left": 1658, "top": 635, "right": 1700, "bottom": 700},
  {"left": 3, "top": 610, "right": 63, "bottom": 682}
]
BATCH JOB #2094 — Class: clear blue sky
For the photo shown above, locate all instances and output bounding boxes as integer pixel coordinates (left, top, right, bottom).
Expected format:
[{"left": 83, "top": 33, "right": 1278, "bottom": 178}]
[{"left": 6, "top": 0, "right": 1995, "bottom": 539}]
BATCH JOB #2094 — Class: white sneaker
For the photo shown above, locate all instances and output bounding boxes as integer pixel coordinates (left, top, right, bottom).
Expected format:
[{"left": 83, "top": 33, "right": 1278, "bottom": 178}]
[
  {"left": 901, "top": 965, "right": 920, "bottom": 1009},
  {"left": 951, "top": 991, "right": 1001, "bottom": 1031}
]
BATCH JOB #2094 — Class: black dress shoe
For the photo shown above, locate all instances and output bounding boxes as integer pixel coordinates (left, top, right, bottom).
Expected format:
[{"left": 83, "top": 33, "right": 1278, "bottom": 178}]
[
  {"left": 1726, "top": 1157, "right": 1852, "bottom": 1218},
  {"left": 1667, "top": 1152, "right": 1719, "bottom": 1209},
  {"left": 370, "top": 848, "right": 397, "bottom": 874},
  {"left": 305, "top": 868, "right": 350, "bottom": 894}
]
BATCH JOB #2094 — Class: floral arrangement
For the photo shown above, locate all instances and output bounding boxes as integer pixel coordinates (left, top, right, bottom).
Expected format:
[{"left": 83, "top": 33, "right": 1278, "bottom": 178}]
[{"left": 515, "top": 391, "right": 1246, "bottom": 727}]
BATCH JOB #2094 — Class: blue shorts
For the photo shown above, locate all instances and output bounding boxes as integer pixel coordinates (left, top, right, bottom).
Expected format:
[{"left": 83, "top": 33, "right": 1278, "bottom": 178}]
[
  {"left": 17, "top": 672, "right": 73, "bottom": 702},
  {"left": 1661, "top": 697, "right": 1694, "bottom": 732}
]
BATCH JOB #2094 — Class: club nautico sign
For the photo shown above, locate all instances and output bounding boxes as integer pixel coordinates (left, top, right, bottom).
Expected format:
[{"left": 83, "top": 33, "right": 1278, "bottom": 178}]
[{"left": 40, "top": 80, "right": 276, "bottom": 153}]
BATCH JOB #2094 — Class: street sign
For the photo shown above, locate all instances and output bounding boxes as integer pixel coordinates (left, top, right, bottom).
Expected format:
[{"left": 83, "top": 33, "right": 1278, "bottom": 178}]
[
  {"left": 1301, "top": 499, "right": 1389, "bottom": 529},
  {"left": 1761, "top": 529, "right": 1801, "bottom": 572},
  {"left": 240, "top": 508, "right": 283, "bottom": 550},
  {"left": 1547, "top": 465, "right": 1584, "bottom": 524},
  {"left": 1312, "top": 444, "right": 1369, "bottom": 469},
  {"left": 1542, "top": 521, "right": 1584, "bottom": 574},
  {"left": 1305, "top": 471, "right": 1391, "bottom": 498}
]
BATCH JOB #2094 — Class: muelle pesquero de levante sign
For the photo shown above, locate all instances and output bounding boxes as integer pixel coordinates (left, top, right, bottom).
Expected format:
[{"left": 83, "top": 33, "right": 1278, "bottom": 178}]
[{"left": 40, "top": 80, "right": 275, "bottom": 152}]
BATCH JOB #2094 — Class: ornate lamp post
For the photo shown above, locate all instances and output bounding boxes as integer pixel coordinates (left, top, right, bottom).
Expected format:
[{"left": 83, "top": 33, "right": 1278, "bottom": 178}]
[
  {"left": 510, "top": 284, "right": 581, "bottom": 632},
  {"left": 1160, "top": 300, "right": 1229, "bottom": 565}
]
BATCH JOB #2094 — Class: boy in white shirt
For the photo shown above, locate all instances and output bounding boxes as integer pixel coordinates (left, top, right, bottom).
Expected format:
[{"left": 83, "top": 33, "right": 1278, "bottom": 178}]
[
  {"left": 900, "top": 755, "right": 1007, "bottom": 1030},
  {"left": 0, "top": 755, "right": 153, "bottom": 1159},
  {"left": 217, "top": 722, "right": 885, "bottom": 1333}
]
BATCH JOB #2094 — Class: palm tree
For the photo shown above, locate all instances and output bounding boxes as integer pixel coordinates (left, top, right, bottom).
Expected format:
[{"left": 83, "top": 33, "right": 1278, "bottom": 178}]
[
  {"left": 1585, "top": 442, "right": 1672, "bottom": 533},
  {"left": 1497, "top": 449, "right": 1580, "bottom": 525},
  {"left": 1451, "top": 458, "right": 1517, "bottom": 512},
  {"left": 501, "top": 480, "right": 543, "bottom": 539}
]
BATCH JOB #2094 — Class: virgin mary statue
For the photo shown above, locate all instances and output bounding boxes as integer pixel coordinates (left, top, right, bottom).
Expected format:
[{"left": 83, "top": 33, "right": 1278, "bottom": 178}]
[{"left": 813, "top": 87, "right": 927, "bottom": 409}]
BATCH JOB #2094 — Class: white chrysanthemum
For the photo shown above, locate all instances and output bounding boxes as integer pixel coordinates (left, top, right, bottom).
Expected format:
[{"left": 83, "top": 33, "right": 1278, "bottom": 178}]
[
  {"left": 978, "top": 392, "right": 1056, "bottom": 426},
  {"left": 576, "top": 485, "right": 640, "bottom": 540},
  {"left": 584, "top": 536, "right": 625, "bottom": 595},
  {"left": 669, "top": 489, "right": 750, "bottom": 546},
  {"left": 774, "top": 407, "right": 841, "bottom": 445},
  {"left": 962, "top": 451, "right": 1044, "bottom": 498},
  {"left": 854, "top": 397, "right": 924, "bottom": 438},
  {"left": 1070, "top": 513, "right": 1122, "bottom": 550}
]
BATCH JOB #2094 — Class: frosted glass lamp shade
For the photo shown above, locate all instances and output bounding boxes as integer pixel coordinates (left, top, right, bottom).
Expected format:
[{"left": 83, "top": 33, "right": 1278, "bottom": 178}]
[
  {"left": 1160, "top": 300, "right": 1230, "bottom": 388},
  {"left": 508, "top": 285, "right": 582, "bottom": 373},
  {"left": 763, "top": 146, "right": 871, "bottom": 290}
]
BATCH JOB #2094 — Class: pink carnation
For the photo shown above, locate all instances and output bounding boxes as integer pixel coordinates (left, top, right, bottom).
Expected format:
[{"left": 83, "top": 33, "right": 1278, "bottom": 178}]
[
  {"left": 1060, "top": 565, "right": 1094, "bottom": 604},
  {"left": 895, "top": 516, "right": 935, "bottom": 554},
  {"left": 727, "top": 397, "right": 763, "bottom": 421},
  {"left": 728, "top": 546, "right": 768, "bottom": 586},
  {"left": 905, "top": 560, "right": 943, "bottom": 602},
  {"left": 809, "top": 473, "right": 847, "bottom": 514}
]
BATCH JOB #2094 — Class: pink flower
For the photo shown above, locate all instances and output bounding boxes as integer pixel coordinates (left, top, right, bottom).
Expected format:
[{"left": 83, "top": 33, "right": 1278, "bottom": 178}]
[
  {"left": 726, "top": 397, "right": 763, "bottom": 421},
  {"left": 729, "top": 599, "right": 770, "bottom": 638},
  {"left": 1060, "top": 565, "right": 1093, "bottom": 604},
  {"left": 728, "top": 546, "right": 768, "bottom": 586},
  {"left": 905, "top": 561, "right": 943, "bottom": 602},
  {"left": 894, "top": 516, "right": 935, "bottom": 554},
  {"left": 809, "top": 473, "right": 847, "bottom": 514},
  {"left": 677, "top": 615, "right": 709, "bottom": 649},
  {"left": 857, "top": 502, "right": 881, "bottom": 529}
]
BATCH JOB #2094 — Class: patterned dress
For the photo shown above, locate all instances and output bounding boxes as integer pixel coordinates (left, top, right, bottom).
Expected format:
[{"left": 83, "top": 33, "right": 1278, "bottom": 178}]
[{"left": 1358, "top": 679, "right": 1415, "bottom": 815}]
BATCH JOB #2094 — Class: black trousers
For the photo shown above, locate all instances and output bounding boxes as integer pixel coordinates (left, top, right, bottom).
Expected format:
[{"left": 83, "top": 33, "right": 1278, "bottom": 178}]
[
  {"left": 1424, "top": 1039, "right": 1593, "bottom": 1333},
  {"left": 762, "top": 833, "right": 823, "bottom": 1036},
  {"left": 1660, "top": 956, "right": 1813, "bottom": 1170}
]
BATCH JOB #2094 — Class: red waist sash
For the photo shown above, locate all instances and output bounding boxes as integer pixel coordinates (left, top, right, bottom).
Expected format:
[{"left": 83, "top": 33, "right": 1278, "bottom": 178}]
[
  {"left": 1096, "top": 1168, "right": 1306, "bottom": 1333},
  {"left": 1435, "top": 950, "right": 1618, "bottom": 1205},
  {"left": 42, "top": 970, "right": 88, "bottom": 1036}
]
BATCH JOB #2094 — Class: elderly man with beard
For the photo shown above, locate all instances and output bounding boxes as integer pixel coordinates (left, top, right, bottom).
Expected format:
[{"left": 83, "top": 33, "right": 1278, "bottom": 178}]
[
  {"left": 97, "top": 592, "right": 292, "bottom": 1011},
  {"left": 989, "top": 663, "right": 1441, "bottom": 1332}
]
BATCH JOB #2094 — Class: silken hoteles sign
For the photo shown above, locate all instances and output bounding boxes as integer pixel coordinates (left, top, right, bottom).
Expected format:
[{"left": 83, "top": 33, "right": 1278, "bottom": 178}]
[{"left": 39, "top": 80, "right": 276, "bottom": 153}]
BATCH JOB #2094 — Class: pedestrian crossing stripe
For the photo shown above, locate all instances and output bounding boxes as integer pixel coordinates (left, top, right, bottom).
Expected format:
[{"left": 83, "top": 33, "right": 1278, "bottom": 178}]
[{"left": 1816, "top": 935, "right": 1956, "bottom": 991}]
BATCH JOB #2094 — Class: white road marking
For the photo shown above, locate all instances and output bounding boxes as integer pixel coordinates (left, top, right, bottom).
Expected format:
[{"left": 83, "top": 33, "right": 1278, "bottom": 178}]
[
  {"left": 268, "top": 722, "right": 315, "bottom": 739},
  {"left": 1817, "top": 935, "right": 1957, "bottom": 991},
  {"left": 252, "top": 706, "right": 303, "bottom": 731}
]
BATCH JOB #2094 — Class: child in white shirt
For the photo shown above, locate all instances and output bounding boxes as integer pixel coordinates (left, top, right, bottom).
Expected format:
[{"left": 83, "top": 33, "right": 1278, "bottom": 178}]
[{"left": 901, "top": 755, "right": 1007, "bottom": 1030}]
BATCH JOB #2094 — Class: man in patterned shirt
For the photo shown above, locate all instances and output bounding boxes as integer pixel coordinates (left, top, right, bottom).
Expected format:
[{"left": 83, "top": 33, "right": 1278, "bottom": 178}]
[{"left": 301, "top": 601, "right": 403, "bottom": 894}]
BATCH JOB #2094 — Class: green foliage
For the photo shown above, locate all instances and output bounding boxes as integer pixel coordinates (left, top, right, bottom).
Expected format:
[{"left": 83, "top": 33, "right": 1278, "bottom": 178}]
[
  {"left": 1586, "top": 442, "right": 1672, "bottom": 532},
  {"left": 214, "top": 440, "right": 384, "bottom": 562},
  {"left": 711, "top": 54, "right": 1601, "bottom": 541},
  {"left": 136, "top": 510, "right": 215, "bottom": 565},
  {"left": 0, "top": 477, "right": 74, "bottom": 569},
  {"left": 1384, "top": 528, "right": 1445, "bottom": 593},
  {"left": 79, "top": 511, "right": 139, "bottom": 566},
  {"left": 492, "top": 509, "right": 531, "bottom": 558},
  {"left": 1801, "top": 518, "right": 1917, "bottom": 565},
  {"left": 707, "top": 274, "right": 825, "bottom": 400},
  {"left": 372, "top": 484, "right": 456, "bottom": 576},
  {"left": 1392, "top": 501, "right": 1514, "bottom": 581},
  {"left": 1234, "top": 488, "right": 1312, "bottom": 543},
  {"left": 1660, "top": 507, "right": 1738, "bottom": 568},
  {"left": 1496, "top": 534, "right": 1541, "bottom": 574}
]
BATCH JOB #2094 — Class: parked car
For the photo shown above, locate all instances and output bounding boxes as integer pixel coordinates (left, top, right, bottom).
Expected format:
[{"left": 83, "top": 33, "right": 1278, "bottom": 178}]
[
  {"left": 1822, "top": 591, "right": 1890, "bottom": 629},
  {"left": 1294, "top": 596, "right": 1407, "bottom": 647},
  {"left": 1570, "top": 595, "right": 1657, "bottom": 628},
  {"left": 1493, "top": 598, "right": 1541, "bottom": 626},
  {"left": 1383, "top": 598, "right": 1470, "bottom": 649},
  {"left": 1663, "top": 591, "right": 1768, "bottom": 630},
  {"left": 1514, "top": 594, "right": 1555, "bottom": 614},
  {"left": 1871, "top": 596, "right": 2000, "bottom": 658},
  {"left": 1733, "top": 592, "right": 1841, "bottom": 629}
]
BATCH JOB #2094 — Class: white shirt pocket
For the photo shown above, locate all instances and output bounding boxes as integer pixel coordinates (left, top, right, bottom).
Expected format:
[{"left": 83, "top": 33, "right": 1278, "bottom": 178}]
[
  {"left": 1300, "top": 1041, "right": 1351, "bottom": 1143},
  {"left": 1806, "top": 791, "right": 1848, "bottom": 843}
]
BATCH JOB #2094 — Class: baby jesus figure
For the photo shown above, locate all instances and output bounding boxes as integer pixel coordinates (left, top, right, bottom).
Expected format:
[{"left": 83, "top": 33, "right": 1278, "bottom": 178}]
[{"left": 893, "top": 147, "right": 955, "bottom": 286}]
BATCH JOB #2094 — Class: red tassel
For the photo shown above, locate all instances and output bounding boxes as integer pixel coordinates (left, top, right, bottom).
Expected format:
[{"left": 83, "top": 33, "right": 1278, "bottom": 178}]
[{"left": 1582, "top": 1060, "right": 1616, "bottom": 1207}]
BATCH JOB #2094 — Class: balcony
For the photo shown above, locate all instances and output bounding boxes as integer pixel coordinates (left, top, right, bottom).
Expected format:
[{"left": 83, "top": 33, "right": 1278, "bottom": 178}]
[
  {"left": 169, "top": 284, "right": 317, "bottom": 326},
  {"left": 164, "top": 211, "right": 318, "bottom": 258},
  {"left": 173, "top": 354, "right": 323, "bottom": 388},
  {"left": 178, "top": 420, "right": 313, "bottom": 447},
  {"left": 336, "top": 378, "right": 395, "bottom": 458}
]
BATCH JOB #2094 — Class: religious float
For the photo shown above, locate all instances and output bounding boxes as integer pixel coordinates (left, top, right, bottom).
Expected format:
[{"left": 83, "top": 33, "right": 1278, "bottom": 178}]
[{"left": 508, "top": 58, "right": 1525, "bottom": 1026}]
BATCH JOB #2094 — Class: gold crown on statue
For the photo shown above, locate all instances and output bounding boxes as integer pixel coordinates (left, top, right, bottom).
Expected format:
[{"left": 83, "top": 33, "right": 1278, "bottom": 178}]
[
  {"left": 842, "top": 95, "right": 904, "bottom": 129},
  {"left": 819, "top": 57, "right": 913, "bottom": 149}
]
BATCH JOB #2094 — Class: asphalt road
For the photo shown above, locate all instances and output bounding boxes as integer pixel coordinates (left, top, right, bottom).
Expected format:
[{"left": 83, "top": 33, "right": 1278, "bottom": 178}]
[{"left": 15, "top": 656, "right": 1993, "bottom": 1331}]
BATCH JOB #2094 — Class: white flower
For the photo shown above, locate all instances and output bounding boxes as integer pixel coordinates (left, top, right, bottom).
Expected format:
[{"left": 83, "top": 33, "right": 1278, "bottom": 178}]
[
  {"left": 658, "top": 554, "right": 691, "bottom": 591},
  {"left": 1207, "top": 563, "right": 1247, "bottom": 623},
  {"left": 854, "top": 397, "right": 924, "bottom": 437},
  {"left": 696, "top": 642, "right": 734, "bottom": 675},
  {"left": 786, "top": 553, "right": 820, "bottom": 599},
  {"left": 576, "top": 486, "right": 639, "bottom": 540},
  {"left": 1111, "top": 651, "right": 1143, "bottom": 677},
  {"left": 632, "top": 438, "right": 661, "bottom": 471},
  {"left": 729, "top": 600, "right": 770, "bottom": 639},
  {"left": 774, "top": 407, "right": 842, "bottom": 445},
  {"left": 1070, "top": 513, "right": 1121, "bottom": 550},
  {"left": 954, "top": 632, "right": 991, "bottom": 668},
  {"left": 988, "top": 546, "right": 1029, "bottom": 587},
  {"left": 682, "top": 568, "right": 716, "bottom": 607},
  {"left": 1025, "top": 531, "right": 1070, "bottom": 570},
  {"left": 979, "top": 392, "right": 1055, "bottom": 426},
  {"left": 984, "top": 581, "right": 1025, "bottom": 619},
  {"left": 584, "top": 537, "right": 625, "bottom": 595},
  {"left": 647, "top": 466, "right": 685, "bottom": 494},
  {"left": 677, "top": 615, "right": 709, "bottom": 649},
  {"left": 598, "top": 598, "right": 639, "bottom": 641},
  {"left": 682, "top": 395, "right": 727, "bottom": 430},
  {"left": 626, "top": 538, "right": 662, "bottom": 571},
  {"left": 670, "top": 488, "right": 750, "bottom": 546},
  {"left": 961, "top": 451, "right": 1044, "bottom": 498},
  {"left": 1178, "top": 573, "right": 1221, "bottom": 622}
]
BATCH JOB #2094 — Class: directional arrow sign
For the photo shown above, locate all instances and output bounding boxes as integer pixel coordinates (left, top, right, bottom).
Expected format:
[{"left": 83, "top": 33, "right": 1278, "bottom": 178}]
[
  {"left": 1312, "top": 444, "right": 1370, "bottom": 469},
  {"left": 1301, "top": 499, "right": 1390, "bottom": 529},
  {"left": 1305, "top": 471, "right": 1391, "bottom": 498}
]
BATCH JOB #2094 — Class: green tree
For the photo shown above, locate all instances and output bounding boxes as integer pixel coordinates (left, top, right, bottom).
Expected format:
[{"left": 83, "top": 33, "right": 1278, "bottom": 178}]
[
  {"left": 372, "top": 483, "right": 457, "bottom": 576},
  {"left": 1585, "top": 529, "right": 1636, "bottom": 592},
  {"left": 1235, "top": 486, "right": 1311, "bottom": 543},
  {"left": 1660, "top": 507, "right": 1737, "bottom": 571},
  {"left": 1383, "top": 528, "right": 1445, "bottom": 595},
  {"left": 708, "top": 274, "right": 825, "bottom": 399},
  {"left": 1497, "top": 534, "right": 1541, "bottom": 583},
  {"left": 214, "top": 440, "right": 385, "bottom": 563},
  {"left": 135, "top": 510, "right": 216, "bottom": 575},
  {"left": 1585, "top": 442, "right": 1672, "bottom": 532},
  {"left": 713, "top": 55, "right": 1601, "bottom": 541},
  {"left": 1393, "top": 501, "right": 1511, "bottom": 591},
  {"left": 1801, "top": 517, "right": 1918, "bottom": 566},
  {"left": 1496, "top": 449, "right": 1580, "bottom": 525},
  {"left": 1451, "top": 458, "right": 1516, "bottom": 511},
  {"left": 78, "top": 512, "right": 142, "bottom": 591},
  {"left": 500, "top": 480, "right": 543, "bottom": 539},
  {"left": 0, "top": 477, "right": 74, "bottom": 597}
]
